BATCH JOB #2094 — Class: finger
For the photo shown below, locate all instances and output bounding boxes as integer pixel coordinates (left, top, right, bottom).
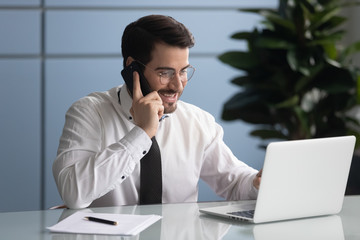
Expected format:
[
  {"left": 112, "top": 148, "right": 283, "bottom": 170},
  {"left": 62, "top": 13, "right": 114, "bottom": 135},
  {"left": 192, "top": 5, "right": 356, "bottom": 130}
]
[
  {"left": 150, "top": 93, "right": 164, "bottom": 119},
  {"left": 253, "top": 175, "right": 260, "bottom": 189},
  {"left": 144, "top": 90, "right": 161, "bottom": 99},
  {"left": 132, "top": 71, "right": 143, "bottom": 101},
  {"left": 158, "top": 104, "right": 164, "bottom": 120}
]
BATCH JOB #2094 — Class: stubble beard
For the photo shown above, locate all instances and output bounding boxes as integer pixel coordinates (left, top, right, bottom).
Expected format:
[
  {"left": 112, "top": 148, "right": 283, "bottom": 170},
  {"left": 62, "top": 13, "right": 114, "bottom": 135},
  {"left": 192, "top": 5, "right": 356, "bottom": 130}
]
[{"left": 164, "top": 102, "right": 177, "bottom": 114}]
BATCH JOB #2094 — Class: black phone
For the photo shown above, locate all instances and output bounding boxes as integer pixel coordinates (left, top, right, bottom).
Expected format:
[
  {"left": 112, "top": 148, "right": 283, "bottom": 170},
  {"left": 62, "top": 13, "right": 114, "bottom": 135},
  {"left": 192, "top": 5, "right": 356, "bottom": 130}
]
[{"left": 121, "top": 61, "right": 152, "bottom": 97}]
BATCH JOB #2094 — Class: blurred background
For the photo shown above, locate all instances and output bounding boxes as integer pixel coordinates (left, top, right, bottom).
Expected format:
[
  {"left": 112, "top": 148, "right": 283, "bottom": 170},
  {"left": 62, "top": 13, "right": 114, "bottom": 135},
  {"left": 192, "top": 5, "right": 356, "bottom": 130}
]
[{"left": 1, "top": 0, "right": 359, "bottom": 212}]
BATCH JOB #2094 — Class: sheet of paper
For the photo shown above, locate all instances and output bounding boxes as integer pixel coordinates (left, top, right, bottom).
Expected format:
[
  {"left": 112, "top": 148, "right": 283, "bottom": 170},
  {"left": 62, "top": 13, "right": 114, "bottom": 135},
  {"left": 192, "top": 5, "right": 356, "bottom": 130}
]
[{"left": 47, "top": 212, "right": 162, "bottom": 236}]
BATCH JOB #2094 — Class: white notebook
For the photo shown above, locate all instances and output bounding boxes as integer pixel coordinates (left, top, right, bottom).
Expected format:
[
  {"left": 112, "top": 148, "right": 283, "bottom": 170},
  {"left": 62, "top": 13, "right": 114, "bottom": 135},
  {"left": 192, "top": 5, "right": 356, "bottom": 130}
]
[{"left": 47, "top": 211, "right": 162, "bottom": 236}]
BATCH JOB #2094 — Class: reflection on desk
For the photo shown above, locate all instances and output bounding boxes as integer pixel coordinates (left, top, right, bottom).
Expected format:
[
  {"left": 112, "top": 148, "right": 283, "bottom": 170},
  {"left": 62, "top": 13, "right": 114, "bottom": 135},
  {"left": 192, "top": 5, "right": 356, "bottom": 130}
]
[
  {"left": 54, "top": 203, "right": 231, "bottom": 240},
  {"left": 0, "top": 196, "right": 359, "bottom": 240},
  {"left": 253, "top": 215, "right": 343, "bottom": 240}
]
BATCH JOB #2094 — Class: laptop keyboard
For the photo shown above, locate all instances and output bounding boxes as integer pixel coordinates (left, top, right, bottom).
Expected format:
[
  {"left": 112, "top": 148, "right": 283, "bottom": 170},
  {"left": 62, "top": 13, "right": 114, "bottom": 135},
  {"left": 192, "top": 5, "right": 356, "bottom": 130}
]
[{"left": 227, "top": 210, "right": 255, "bottom": 219}]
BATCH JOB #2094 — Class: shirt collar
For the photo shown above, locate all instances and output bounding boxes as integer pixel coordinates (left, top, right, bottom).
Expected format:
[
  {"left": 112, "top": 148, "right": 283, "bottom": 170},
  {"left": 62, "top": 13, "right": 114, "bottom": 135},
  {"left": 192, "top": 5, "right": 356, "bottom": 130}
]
[{"left": 118, "top": 85, "right": 134, "bottom": 121}]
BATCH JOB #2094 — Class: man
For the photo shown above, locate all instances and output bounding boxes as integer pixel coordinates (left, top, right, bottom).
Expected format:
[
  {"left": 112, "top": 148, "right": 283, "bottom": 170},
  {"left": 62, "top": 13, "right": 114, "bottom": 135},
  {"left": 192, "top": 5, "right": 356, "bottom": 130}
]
[{"left": 53, "top": 15, "right": 261, "bottom": 209}]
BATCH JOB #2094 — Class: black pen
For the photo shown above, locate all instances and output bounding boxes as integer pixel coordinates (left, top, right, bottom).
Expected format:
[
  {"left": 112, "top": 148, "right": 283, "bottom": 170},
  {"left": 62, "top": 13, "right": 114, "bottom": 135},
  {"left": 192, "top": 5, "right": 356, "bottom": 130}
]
[{"left": 84, "top": 216, "right": 118, "bottom": 225}]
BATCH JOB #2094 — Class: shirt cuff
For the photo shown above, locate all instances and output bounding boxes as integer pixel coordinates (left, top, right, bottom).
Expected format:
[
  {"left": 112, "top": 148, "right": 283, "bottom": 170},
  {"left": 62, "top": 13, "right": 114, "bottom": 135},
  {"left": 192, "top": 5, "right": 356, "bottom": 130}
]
[{"left": 120, "top": 126, "right": 152, "bottom": 163}]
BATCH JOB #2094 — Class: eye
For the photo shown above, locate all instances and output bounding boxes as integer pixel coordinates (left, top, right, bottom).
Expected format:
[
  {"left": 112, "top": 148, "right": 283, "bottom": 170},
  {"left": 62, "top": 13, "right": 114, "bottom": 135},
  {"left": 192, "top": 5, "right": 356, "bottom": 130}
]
[
  {"left": 179, "top": 69, "right": 188, "bottom": 76},
  {"left": 159, "top": 70, "right": 174, "bottom": 79}
]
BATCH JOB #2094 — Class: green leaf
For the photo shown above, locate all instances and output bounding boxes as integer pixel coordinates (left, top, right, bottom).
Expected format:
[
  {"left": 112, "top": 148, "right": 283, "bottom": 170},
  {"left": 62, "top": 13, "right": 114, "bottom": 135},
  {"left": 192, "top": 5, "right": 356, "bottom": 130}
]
[
  {"left": 309, "top": 6, "right": 340, "bottom": 31},
  {"left": 342, "top": 40, "right": 360, "bottom": 58},
  {"left": 255, "top": 37, "right": 294, "bottom": 49},
  {"left": 260, "top": 20, "right": 275, "bottom": 31},
  {"left": 241, "top": 8, "right": 296, "bottom": 32},
  {"left": 231, "top": 76, "right": 252, "bottom": 87},
  {"left": 346, "top": 116, "right": 360, "bottom": 128},
  {"left": 293, "top": 106, "right": 311, "bottom": 138},
  {"left": 323, "top": 43, "right": 337, "bottom": 60},
  {"left": 223, "top": 90, "right": 264, "bottom": 111},
  {"left": 274, "top": 95, "right": 300, "bottom": 108},
  {"left": 298, "top": 0, "right": 316, "bottom": 13},
  {"left": 347, "top": 129, "right": 360, "bottom": 149},
  {"left": 286, "top": 49, "right": 311, "bottom": 76},
  {"left": 262, "top": 11, "right": 296, "bottom": 32},
  {"left": 231, "top": 31, "right": 252, "bottom": 40},
  {"left": 250, "top": 129, "right": 288, "bottom": 140},
  {"left": 309, "top": 30, "right": 345, "bottom": 46},
  {"left": 325, "top": 58, "right": 342, "bottom": 68},
  {"left": 295, "top": 63, "right": 325, "bottom": 92},
  {"left": 239, "top": 8, "right": 277, "bottom": 15},
  {"left": 357, "top": 75, "right": 360, "bottom": 104},
  {"left": 314, "top": 66, "right": 355, "bottom": 93},
  {"left": 222, "top": 90, "right": 273, "bottom": 124},
  {"left": 218, "top": 51, "right": 259, "bottom": 70},
  {"left": 287, "top": 49, "right": 299, "bottom": 72},
  {"left": 316, "top": 15, "right": 347, "bottom": 32}
]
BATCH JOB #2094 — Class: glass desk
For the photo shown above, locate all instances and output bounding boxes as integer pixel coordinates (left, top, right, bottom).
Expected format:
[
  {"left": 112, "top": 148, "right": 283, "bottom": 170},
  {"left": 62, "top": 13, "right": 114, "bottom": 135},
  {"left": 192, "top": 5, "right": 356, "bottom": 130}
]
[{"left": 0, "top": 196, "right": 359, "bottom": 239}]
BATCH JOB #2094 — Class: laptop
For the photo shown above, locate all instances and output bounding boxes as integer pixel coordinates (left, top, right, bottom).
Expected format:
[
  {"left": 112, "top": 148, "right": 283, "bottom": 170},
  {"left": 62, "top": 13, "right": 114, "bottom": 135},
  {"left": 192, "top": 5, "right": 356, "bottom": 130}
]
[{"left": 199, "top": 136, "right": 356, "bottom": 223}]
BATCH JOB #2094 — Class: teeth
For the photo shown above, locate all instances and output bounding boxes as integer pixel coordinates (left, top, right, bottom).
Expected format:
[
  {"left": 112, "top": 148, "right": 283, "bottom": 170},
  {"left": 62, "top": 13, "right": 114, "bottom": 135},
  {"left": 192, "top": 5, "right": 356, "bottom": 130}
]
[{"left": 163, "top": 93, "right": 175, "bottom": 97}]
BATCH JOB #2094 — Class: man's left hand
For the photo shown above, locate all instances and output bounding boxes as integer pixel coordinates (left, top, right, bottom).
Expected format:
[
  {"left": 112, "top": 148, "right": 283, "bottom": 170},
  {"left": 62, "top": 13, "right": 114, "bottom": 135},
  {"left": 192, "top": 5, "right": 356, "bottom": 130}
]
[{"left": 253, "top": 169, "right": 262, "bottom": 190}]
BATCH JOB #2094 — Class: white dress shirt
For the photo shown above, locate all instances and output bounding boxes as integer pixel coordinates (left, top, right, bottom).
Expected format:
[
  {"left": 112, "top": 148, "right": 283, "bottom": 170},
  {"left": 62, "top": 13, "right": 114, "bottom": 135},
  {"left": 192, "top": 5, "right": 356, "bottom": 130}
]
[{"left": 53, "top": 84, "right": 258, "bottom": 209}]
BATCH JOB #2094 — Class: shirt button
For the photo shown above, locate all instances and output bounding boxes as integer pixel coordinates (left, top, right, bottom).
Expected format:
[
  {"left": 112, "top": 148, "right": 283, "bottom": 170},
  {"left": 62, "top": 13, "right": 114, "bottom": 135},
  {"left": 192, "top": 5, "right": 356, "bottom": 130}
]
[
  {"left": 121, "top": 176, "right": 125, "bottom": 180},
  {"left": 129, "top": 116, "right": 132, "bottom": 120},
  {"left": 142, "top": 150, "right": 147, "bottom": 155}
]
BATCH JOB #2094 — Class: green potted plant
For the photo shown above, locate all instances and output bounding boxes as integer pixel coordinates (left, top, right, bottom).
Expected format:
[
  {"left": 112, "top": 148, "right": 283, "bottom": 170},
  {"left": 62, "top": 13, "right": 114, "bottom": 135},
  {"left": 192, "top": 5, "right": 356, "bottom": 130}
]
[
  {"left": 220, "top": 0, "right": 360, "bottom": 147},
  {"left": 219, "top": 0, "right": 360, "bottom": 194}
]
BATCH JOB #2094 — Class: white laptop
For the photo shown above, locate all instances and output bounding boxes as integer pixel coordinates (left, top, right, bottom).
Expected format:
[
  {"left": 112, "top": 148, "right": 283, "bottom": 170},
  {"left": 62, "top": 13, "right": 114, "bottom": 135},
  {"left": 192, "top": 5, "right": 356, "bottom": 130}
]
[{"left": 199, "top": 136, "right": 356, "bottom": 224}]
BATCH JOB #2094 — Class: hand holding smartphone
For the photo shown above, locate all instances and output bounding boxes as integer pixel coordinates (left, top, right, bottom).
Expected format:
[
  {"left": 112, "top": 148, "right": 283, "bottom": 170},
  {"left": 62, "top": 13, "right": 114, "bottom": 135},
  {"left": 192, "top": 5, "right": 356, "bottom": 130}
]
[
  {"left": 121, "top": 61, "right": 163, "bottom": 138},
  {"left": 121, "top": 61, "right": 152, "bottom": 97}
]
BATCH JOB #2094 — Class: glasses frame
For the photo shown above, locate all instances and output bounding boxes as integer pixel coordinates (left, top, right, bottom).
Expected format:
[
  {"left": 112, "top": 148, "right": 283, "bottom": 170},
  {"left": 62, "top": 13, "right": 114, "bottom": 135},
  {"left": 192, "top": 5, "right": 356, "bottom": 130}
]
[{"left": 136, "top": 60, "right": 195, "bottom": 85}]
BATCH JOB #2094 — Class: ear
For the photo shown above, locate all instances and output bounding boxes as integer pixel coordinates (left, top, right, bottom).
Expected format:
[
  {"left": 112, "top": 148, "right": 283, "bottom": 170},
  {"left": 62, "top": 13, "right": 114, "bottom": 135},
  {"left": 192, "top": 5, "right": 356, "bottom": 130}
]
[{"left": 125, "top": 56, "right": 135, "bottom": 67}]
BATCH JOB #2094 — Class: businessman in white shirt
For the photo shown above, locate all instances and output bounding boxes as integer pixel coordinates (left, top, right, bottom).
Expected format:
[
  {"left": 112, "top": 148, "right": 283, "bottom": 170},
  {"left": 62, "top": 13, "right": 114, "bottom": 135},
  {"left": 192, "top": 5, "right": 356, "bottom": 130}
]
[{"left": 53, "top": 14, "right": 261, "bottom": 209}]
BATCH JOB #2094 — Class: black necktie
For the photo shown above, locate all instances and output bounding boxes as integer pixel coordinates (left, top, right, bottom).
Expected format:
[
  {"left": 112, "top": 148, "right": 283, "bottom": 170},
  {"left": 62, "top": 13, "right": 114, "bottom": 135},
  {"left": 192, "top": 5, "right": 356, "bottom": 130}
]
[{"left": 140, "top": 136, "right": 162, "bottom": 204}]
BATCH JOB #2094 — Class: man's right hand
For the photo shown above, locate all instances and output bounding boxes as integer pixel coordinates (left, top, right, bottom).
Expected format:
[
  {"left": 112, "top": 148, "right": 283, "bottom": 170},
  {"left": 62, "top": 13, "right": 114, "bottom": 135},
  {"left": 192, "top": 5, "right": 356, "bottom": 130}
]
[{"left": 130, "top": 71, "right": 164, "bottom": 138}]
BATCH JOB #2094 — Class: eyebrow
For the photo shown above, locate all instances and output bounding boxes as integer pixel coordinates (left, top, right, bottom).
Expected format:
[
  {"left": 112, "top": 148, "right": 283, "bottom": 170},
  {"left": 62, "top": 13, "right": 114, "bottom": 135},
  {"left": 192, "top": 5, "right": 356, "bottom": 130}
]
[{"left": 155, "top": 64, "right": 191, "bottom": 71}]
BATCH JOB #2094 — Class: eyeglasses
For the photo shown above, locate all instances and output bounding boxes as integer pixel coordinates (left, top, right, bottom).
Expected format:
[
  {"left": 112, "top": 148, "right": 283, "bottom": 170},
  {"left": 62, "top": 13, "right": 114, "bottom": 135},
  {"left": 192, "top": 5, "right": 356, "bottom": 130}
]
[{"left": 136, "top": 60, "right": 195, "bottom": 85}]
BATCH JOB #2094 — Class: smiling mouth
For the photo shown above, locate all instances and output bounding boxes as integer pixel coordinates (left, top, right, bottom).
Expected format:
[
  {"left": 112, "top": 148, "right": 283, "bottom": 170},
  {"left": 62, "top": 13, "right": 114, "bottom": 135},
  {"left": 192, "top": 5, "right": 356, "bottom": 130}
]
[
  {"left": 159, "top": 91, "right": 178, "bottom": 103},
  {"left": 162, "top": 92, "right": 176, "bottom": 97}
]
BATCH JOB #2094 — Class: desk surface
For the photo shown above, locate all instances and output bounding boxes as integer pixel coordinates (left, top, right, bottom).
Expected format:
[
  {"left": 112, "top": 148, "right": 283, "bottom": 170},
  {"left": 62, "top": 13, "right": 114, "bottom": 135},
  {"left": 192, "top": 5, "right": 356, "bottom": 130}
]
[{"left": 1, "top": 196, "right": 359, "bottom": 240}]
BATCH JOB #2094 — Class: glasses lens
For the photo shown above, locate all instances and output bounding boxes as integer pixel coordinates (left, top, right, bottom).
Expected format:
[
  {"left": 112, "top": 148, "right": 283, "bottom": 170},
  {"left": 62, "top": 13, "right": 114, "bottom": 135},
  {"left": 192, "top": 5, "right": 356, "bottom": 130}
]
[
  {"left": 186, "top": 66, "right": 195, "bottom": 81},
  {"left": 159, "top": 66, "right": 196, "bottom": 84}
]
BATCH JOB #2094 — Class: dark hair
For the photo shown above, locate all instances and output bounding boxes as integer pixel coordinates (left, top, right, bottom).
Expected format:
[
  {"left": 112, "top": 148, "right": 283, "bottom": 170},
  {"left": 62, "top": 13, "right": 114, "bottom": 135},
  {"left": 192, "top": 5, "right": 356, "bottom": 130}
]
[{"left": 121, "top": 15, "right": 195, "bottom": 67}]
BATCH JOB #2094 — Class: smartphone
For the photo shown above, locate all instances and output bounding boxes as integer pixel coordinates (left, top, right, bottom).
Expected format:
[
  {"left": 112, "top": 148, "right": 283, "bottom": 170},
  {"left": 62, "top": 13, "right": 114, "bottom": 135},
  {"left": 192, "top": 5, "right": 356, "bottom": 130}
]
[{"left": 121, "top": 61, "right": 152, "bottom": 97}]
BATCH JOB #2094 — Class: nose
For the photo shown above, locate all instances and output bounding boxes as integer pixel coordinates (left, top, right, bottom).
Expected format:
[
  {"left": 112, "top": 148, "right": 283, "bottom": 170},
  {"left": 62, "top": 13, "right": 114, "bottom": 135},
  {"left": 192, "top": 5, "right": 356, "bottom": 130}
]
[{"left": 168, "top": 73, "right": 184, "bottom": 90}]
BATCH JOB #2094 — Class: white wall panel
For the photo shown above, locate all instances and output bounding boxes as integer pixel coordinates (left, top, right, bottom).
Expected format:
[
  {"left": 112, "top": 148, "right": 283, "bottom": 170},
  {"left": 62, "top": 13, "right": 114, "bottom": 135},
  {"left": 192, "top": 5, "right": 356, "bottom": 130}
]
[
  {"left": 0, "top": 59, "right": 41, "bottom": 212},
  {"left": 45, "top": 10, "right": 260, "bottom": 55},
  {"left": 45, "top": 0, "right": 276, "bottom": 8},
  {"left": 0, "top": 10, "right": 41, "bottom": 55},
  {"left": 0, "top": 0, "right": 39, "bottom": 6}
]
